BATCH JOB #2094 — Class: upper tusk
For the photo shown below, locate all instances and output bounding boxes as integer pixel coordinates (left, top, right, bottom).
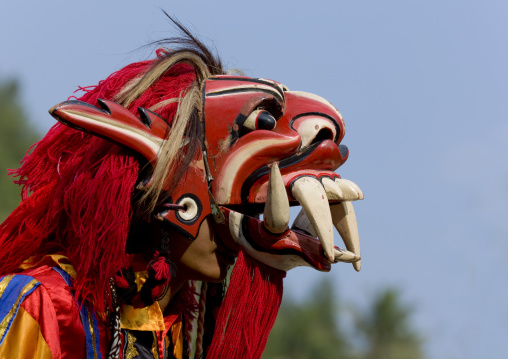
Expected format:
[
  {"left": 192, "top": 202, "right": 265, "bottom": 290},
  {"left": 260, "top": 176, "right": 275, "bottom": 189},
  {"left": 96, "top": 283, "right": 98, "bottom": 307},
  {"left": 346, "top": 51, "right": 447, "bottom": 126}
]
[
  {"left": 322, "top": 177, "right": 344, "bottom": 201},
  {"left": 291, "top": 176, "right": 335, "bottom": 262},
  {"left": 335, "top": 178, "right": 364, "bottom": 201},
  {"left": 263, "top": 162, "right": 290, "bottom": 234},
  {"left": 330, "top": 201, "right": 361, "bottom": 271}
]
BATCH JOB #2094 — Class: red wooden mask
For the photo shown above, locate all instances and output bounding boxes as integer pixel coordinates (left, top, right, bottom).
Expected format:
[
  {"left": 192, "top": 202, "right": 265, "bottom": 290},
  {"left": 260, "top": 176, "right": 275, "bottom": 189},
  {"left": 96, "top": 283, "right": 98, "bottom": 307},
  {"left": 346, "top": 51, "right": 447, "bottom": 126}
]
[{"left": 50, "top": 75, "right": 363, "bottom": 273}]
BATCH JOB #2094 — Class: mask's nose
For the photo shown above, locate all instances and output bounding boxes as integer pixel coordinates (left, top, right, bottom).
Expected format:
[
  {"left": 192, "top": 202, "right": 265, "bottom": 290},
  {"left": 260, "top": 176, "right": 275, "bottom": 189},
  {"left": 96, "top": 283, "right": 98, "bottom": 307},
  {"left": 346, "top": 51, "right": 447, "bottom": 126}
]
[{"left": 293, "top": 116, "right": 339, "bottom": 150}]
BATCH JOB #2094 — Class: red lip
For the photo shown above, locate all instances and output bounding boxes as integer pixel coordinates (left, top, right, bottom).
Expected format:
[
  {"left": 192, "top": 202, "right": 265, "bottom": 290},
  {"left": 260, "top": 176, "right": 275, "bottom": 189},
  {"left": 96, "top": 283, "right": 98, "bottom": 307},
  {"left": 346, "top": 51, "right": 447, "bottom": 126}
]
[{"left": 215, "top": 207, "right": 332, "bottom": 272}]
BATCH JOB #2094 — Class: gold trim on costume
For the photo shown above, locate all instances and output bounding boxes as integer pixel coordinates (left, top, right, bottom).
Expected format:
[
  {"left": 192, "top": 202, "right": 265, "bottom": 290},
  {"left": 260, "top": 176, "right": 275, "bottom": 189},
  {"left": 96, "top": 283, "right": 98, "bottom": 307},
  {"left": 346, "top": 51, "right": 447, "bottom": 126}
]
[
  {"left": 125, "top": 331, "right": 139, "bottom": 359},
  {"left": 0, "top": 277, "right": 39, "bottom": 340},
  {"left": 151, "top": 331, "right": 160, "bottom": 359},
  {"left": 87, "top": 312, "right": 99, "bottom": 359}
]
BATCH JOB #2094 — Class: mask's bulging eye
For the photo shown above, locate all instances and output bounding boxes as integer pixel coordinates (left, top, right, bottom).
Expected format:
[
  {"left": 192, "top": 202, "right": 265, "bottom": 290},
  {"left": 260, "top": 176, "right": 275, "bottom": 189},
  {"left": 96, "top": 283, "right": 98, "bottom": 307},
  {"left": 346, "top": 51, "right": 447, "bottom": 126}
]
[{"left": 243, "top": 109, "right": 277, "bottom": 131}]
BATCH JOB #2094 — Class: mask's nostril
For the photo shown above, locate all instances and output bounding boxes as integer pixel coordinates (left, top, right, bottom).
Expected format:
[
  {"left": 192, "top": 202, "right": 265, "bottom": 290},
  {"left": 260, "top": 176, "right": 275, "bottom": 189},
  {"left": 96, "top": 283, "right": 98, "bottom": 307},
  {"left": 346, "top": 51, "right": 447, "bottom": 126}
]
[{"left": 311, "top": 128, "right": 334, "bottom": 145}]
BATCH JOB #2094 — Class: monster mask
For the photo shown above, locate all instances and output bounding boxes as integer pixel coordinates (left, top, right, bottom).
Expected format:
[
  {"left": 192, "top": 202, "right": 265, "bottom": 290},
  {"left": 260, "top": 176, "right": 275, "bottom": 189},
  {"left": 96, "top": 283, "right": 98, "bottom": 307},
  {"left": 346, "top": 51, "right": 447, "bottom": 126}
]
[{"left": 50, "top": 75, "right": 363, "bottom": 273}]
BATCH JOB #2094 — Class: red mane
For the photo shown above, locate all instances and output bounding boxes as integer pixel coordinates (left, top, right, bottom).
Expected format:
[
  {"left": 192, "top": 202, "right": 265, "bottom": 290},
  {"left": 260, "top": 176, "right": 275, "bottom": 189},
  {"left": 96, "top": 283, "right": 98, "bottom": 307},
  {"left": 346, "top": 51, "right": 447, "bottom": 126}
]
[{"left": 0, "top": 60, "right": 196, "bottom": 311}]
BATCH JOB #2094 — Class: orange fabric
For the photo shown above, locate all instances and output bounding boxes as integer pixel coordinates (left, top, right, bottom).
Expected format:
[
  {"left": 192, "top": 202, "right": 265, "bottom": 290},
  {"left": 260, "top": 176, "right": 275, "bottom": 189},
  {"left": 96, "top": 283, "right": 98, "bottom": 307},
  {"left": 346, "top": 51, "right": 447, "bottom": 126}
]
[
  {"left": 0, "top": 307, "right": 53, "bottom": 359},
  {"left": 21, "top": 265, "right": 88, "bottom": 358}
]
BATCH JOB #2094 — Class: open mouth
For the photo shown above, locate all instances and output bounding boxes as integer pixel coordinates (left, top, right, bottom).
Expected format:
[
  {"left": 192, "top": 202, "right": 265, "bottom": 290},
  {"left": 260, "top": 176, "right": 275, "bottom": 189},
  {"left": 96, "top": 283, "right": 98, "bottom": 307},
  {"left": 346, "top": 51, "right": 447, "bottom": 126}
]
[{"left": 217, "top": 162, "right": 363, "bottom": 273}]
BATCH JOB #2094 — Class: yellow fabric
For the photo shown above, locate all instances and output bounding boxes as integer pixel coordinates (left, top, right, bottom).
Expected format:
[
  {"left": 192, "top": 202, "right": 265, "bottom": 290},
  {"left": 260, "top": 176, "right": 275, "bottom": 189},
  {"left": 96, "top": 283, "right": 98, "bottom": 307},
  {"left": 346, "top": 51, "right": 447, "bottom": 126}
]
[
  {"left": 120, "top": 269, "right": 167, "bottom": 332},
  {"left": 16, "top": 253, "right": 184, "bottom": 357},
  {"left": 19, "top": 254, "right": 77, "bottom": 279},
  {"left": 0, "top": 307, "right": 53, "bottom": 359},
  {"left": 170, "top": 321, "right": 183, "bottom": 359},
  {"left": 0, "top": 276, "right": 40, "bottom": 341},
  {"left": 120, "top": 302, "right": 165, "bottom": 331}
]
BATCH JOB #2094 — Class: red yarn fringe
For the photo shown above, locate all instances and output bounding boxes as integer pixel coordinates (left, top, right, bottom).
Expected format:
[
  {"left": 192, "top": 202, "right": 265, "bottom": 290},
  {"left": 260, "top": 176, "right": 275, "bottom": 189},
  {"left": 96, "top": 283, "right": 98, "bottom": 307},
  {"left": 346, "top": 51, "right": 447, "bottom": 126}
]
[
  {"left": 0, "top": 58, "right": 196, "bottom": 312},
  {"left": 206, "top": 251, "right": 286, "bottom": 359}
]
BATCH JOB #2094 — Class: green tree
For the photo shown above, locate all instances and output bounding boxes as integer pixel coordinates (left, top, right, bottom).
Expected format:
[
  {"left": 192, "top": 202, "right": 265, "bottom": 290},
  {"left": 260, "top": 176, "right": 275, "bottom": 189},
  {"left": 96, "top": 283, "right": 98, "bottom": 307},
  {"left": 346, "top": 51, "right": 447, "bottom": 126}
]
[
  {"left": 352, "top": 288, "right": 425, "bottom": 359},
  {"left": 263, "top": 280, "right": 426, "bottom": 359},
  {"left": 263, "top": 278, "right": 350, "bottom": 359},
  {"left": 0, "top": 77, "right": 39, "bottom": 221}
]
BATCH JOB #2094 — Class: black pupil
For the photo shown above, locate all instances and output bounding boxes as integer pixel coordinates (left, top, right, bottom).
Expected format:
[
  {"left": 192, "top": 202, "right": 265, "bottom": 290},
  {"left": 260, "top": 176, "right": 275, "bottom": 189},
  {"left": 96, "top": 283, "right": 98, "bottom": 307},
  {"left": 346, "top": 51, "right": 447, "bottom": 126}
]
[{"left": 257, "top": 111, "right": 276, "bottom": 130}]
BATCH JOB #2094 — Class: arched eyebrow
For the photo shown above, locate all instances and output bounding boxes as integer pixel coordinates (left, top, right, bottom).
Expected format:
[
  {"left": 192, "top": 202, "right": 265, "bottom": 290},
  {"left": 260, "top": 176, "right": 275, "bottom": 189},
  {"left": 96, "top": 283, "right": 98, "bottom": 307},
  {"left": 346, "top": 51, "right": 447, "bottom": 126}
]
[
  {"left": 206, "top": 87, "right": 284, "bottom": 104},
  {"left": 207, "top": 76, "right": 285, "bottom": 101},
  {"left": 206, "top": 76, "right": 285, "bottom": 106}
]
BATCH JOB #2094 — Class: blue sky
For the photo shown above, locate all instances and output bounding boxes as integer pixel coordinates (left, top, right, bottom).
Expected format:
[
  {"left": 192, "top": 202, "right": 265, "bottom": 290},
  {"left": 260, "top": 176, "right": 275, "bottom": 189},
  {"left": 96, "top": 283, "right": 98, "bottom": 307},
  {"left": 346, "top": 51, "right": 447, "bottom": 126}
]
[{"left": 1, "top": 1, "right": 507, "bottom": 358}]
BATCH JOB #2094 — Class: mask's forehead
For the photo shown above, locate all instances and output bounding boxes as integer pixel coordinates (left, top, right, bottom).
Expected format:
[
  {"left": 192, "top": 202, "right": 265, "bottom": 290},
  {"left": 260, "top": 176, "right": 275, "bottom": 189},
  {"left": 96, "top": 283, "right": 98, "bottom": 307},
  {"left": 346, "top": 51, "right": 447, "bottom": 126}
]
[
  {"left": 203, "top": 76, "right": 287, "bottom": 153},
  {"left": 203, "top": 76, "right": 345, "bottom": 152}
]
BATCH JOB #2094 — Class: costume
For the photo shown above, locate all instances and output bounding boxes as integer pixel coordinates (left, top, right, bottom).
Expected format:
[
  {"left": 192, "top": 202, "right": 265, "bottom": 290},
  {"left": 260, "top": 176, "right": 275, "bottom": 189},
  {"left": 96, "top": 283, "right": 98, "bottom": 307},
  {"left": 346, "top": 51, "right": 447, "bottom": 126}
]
[{"left": 0, "top": 19, "right": 363, "bottom": 359}]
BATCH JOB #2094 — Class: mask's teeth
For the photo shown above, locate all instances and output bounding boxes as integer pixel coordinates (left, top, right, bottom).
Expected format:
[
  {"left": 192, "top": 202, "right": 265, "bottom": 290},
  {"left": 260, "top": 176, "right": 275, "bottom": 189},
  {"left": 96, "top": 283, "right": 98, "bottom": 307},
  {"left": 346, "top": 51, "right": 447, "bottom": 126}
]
[
  {"left": 333, "top": 248, "right": 361, "bottom": 263},
  {"left": 322, "top": 177, "right": 344, "bottom": 200},
  {"left": 263, "top": 162, "right": 290, "bottom": 234},
  {"left": 292, "top": 208, "right": 317, "bottom": 237},
  {"left": 291, "top": 176, "right": 335, "bottom": 262},
  {"left": 330, "top": 202, "right": 361, "bottom": 271},
  {"left": 335, "top": 178, "right": 364, "bottom": 201}
]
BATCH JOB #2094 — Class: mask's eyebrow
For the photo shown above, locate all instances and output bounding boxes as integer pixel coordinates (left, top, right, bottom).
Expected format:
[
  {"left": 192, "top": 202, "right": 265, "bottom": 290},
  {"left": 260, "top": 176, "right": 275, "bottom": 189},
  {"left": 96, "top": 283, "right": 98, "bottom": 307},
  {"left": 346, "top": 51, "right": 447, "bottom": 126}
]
[{"left": 205, "top": 77, "right": 286, "bottom": 104}]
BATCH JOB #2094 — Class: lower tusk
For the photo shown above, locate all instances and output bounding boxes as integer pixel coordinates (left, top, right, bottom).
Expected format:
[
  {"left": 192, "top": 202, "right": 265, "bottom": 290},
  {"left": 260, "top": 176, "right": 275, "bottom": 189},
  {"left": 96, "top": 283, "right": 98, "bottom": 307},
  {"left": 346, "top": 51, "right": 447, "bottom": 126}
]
[
  {"left": 263, "top": 162, "right": 290, "bottom": 234},
  {"left": 333, "top": 248, "right": 360, "bottom": 263},
  {"left": 330, "top": 201, "right": 361, "bottom": 271},
  {"left": 291, "top": 176, "right": 335, "bottom": 262},
  {"left": 292, "top": 208, "right": 317, "bottom": 237}
]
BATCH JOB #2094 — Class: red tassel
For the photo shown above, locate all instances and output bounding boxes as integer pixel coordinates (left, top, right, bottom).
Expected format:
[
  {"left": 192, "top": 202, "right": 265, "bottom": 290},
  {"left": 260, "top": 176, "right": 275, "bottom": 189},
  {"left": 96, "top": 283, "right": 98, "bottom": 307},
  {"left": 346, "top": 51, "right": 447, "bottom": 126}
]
[
  {"left": 151, "top": 256, "right": 171, "bottom": 283},
  {"left": 115, "top": 274, "right": 129, "bottom": 289},
  {"left": 206, "top": 251, "right": 286, "bottom": 359}
]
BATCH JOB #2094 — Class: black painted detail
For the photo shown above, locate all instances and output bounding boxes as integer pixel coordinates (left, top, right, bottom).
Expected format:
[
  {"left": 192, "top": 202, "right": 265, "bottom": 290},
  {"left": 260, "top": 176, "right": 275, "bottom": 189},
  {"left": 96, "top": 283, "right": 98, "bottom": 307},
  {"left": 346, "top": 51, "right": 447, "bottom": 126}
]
[
  {"left": 229, "top": 113, "right": 247, "bottom": 146},
  {"left": 175, "top": 193, "right": 203, "bottom": 226},
  {"left": 96, "top": 99, "right": 112, "bottom": 114},
  {"left": 339, "top": 144, "right": 349, "bottom": 158},
  {"left": 240, "top": 142, "right": 320, "bottom": 203},
  {"left": 318, "top": 175, "right": 336, "bottom": 185},
  {"left": 209, "top": 77, "right": 285, "bottom": 100},
  {"left": 257, "top": 111, "right": 277, "bottom": 130},
  {"left": 137, "top": 108, "right": 152, "bottom": 128},
  {"left": 206, "top": 88, "right": 283, "bottom": 103},
  {"left": 137, "top": 107, "right": 171, "bottom": 126},
  {"left": 52, "top": 100, "right": 107, "bottom": 117},
  {"left": 288, "top": 174, "right": 321, "bottom": 193},
  {"left": 234, "top": 113, "right": 248, "bottom": 128}
]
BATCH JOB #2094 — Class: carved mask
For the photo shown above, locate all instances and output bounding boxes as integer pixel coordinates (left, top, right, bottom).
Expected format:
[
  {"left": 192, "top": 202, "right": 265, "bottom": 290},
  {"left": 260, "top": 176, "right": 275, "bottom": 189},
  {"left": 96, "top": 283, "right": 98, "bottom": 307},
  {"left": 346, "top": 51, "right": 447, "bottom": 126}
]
[{"left": 50, "top": 75, "right": 363, "bottom": 273}]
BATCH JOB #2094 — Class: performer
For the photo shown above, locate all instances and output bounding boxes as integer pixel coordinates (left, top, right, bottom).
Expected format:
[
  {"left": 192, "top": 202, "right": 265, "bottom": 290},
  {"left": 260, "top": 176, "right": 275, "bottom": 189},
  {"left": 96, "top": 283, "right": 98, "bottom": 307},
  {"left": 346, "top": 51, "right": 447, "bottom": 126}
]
[{"left": 0, "top": 17, "right": 363, "bottom": 359}]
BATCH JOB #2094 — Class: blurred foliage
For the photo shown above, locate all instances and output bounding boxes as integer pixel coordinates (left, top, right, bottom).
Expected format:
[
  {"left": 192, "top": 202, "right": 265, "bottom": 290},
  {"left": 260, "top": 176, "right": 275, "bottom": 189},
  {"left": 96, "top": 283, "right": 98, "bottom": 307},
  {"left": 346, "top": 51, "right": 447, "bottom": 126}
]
[
  {"left": 264, "top": 279, "right": 425, "bottom": 359},
  {"left": 351, "top": 288, "right": 424, "bottom": 359},
  {"left": 263, "top": 279, "right": 349, "bottom": 359},
  {"left": 0, "top": 78, "right": 39, "bottom": 221}
]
